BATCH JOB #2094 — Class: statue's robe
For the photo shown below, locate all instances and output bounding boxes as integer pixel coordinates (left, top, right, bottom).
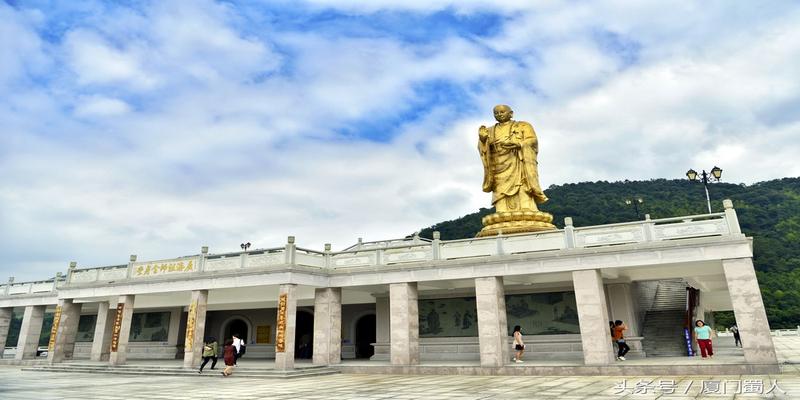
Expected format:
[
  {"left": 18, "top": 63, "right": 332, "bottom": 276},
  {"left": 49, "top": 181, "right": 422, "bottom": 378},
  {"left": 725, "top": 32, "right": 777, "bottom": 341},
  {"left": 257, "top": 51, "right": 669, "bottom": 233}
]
[{"left": 478, "top": 120, "right": 548, "bottom": 212}]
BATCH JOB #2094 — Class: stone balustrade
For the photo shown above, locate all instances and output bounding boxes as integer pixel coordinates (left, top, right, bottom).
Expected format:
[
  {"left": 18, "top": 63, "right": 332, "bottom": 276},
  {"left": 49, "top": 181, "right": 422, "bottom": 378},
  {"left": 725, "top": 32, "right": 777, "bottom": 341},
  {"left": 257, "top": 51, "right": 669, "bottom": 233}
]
[{"left": 0, "top": 205, "right": 742, "bottom": 294}]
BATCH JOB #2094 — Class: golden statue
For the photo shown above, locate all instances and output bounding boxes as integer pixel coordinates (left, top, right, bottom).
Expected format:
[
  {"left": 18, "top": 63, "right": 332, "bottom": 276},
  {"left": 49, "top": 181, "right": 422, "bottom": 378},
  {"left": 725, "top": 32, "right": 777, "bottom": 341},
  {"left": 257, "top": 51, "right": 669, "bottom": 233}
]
[{"left": 477, "top": 105, "right": 555, "bottom": 236}]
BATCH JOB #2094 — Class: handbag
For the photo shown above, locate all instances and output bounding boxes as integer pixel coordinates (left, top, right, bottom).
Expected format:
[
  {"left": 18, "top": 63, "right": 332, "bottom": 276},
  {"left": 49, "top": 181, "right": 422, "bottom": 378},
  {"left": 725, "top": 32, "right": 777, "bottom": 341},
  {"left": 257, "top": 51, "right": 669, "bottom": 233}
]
[
  {"left": 238, "top": 343, "right": 247, "bottom": 356},
  {"left": 515, "top": 344, "right": 524, "bottom": 350}
]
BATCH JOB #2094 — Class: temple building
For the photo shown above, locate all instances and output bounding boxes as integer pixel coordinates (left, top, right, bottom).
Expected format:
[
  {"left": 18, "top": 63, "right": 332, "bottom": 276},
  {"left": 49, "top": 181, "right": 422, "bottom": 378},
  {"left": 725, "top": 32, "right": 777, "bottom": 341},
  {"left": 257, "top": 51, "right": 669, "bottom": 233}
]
[{"left": 0, "top": 200, "right": 779, "bottom": 374}]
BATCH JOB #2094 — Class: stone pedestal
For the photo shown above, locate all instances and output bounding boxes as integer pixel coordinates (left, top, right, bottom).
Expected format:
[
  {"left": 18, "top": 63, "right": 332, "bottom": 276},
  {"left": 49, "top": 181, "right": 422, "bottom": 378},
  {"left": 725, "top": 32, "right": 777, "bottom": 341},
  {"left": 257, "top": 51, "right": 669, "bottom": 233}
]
[
  {"left": 15, "top": 305, "right": 45, "bottom": 360},
  {"left": 0, "top": 307, "right": 12, "bottom": 358},
  {"left": 390, "top": 282, "right": 419, "bottom": 365},
  {"left": 90, "top": 302, "right": 114, "bottom": 361},
  {"left": 183, "top": 290, "right": 209, "bottom": 368},
  {"left": 607, "top": 283, "right": 639, "bottom": 336},
  {"left": 109, "top": 295, "right": 135, "bottom": 366},
  {"left": 475, "top": 276, "right": 509, "bottom": 366},
  {"left": 47, "top": 299, "right": 83, "bottom": 363},
  {"left": 723, "top": 258, "right": 778, "bottom": 364},
  {"left": 573, "top": 269, "right": 615, "bottom": 365},
  {"left": 313, "top": 287, "right": 342, "bottom": 365},
  {"left": 477, "top": 210, "right": 556, "bottom": 237},
  {"left": 275, "top": 284, "right": 297, "bottom": 370}
]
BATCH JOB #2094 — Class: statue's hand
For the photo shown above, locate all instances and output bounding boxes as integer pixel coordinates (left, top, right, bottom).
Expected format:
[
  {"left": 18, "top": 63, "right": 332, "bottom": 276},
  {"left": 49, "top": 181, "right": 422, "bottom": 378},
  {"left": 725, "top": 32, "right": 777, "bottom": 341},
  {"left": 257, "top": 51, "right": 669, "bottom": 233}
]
[{"left": 479, "top": 125, "right": 489, "bottom": 142}]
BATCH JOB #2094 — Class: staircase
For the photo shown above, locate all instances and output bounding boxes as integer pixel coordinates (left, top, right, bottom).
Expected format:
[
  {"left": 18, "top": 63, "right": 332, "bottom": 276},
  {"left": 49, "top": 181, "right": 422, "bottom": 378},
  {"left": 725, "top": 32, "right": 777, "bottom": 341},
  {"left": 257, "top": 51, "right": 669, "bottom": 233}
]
[
  {"left": 641, "top": 279, "right": 688, "bottom": 357},
  {"left": 22, "top": 363, "right": 340, "bottom": 378}
]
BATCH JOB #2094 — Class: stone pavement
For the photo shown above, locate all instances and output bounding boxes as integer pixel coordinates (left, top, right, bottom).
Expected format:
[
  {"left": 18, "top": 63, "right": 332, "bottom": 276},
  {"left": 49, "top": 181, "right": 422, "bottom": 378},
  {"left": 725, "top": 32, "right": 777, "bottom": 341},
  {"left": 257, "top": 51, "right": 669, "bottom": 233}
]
[{"left": 0, "top": 336, "right": 798, "bottom": 399}]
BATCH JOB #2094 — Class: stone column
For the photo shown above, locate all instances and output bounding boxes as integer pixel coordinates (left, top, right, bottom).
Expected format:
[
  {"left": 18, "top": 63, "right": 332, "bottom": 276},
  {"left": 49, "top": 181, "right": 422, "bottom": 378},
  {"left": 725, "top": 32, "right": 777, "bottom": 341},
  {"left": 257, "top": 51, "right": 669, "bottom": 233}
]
[
  {"left": 0, "top": 307, "right": 12, "bottom": 359},
  {"left": 313, "top": 287, "right": 342, "bottom": 365},
  {"left": 15, "top": 305, "right": 46, "bottom": 360},
  {"left": 275, "top": 284, "right": 297, "bottom": 370},
  {"left": 375, "top": 296, "right": 390, "bottom": 343},
  {"left": 371, "top": 295, "right": 390, "bottom": 361},
  {"left": 109, "top": 295, "right": 135, "bottom": 366},
  {"left": 722, "top": 258, "right": 778, "bottom": 364},
  {"left": 389, "top": 282, "right": 419, "bottom": 365},
  {"left": 167, "top": 308, "right": 181, "bottom": 347},
  {"left": 573, "top": 269, "right": 615, "bottom": 365},
  {"left": 183, "top": 290, "right": 209, "bottom": 368},
  {"left": 47, "top": 299, "right": 83, "bottom": 363},
  {"left": 607, "top": 283, "right": 639, "bottom": 336},
  {"left": 90, "top": 301, "right": 115, "bottom": 361},
  {"left": 475, "top": 276, "right": 509, "bottom": 367}
]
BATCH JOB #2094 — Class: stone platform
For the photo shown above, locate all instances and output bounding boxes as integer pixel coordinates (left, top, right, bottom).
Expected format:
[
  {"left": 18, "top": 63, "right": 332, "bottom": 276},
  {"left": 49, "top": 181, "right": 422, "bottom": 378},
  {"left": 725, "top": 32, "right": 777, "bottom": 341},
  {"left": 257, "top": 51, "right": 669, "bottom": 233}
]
[{"left": 22, "top": 361, "right": 339, "bottom": 379}]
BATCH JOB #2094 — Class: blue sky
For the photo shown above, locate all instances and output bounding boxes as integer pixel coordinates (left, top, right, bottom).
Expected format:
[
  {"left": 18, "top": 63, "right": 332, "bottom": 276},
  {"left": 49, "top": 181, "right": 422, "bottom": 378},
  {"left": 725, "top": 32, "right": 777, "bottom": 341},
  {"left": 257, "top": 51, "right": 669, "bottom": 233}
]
[{"left": 2, "top": 0, "right": 800, "bottom": 281}]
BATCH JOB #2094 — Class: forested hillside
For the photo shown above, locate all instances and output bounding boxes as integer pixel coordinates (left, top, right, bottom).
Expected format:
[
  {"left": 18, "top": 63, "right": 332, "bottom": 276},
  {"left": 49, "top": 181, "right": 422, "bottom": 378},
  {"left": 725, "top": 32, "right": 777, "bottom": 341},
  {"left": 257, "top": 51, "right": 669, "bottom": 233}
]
[{"left": 420, "top": 178, "right": 800, "bottom": 328}]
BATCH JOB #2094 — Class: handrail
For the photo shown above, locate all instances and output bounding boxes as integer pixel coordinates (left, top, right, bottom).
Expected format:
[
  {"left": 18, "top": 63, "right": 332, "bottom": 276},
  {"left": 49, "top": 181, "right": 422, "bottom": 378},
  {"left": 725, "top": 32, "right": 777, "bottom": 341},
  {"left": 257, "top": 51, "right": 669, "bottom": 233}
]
[
  {"left": 206, "top": 247, "right": 285, "bottom": 259},
  {"left": 70, "top": 264, "right": 128, "bottom": 272}
]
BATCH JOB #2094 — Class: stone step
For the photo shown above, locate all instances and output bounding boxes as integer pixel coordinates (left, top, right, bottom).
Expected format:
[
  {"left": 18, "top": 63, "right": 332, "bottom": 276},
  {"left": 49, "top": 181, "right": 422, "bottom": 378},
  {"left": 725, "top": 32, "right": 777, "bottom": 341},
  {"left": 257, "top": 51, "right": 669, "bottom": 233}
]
[{"left": 22, "top": 365, "right": 340, "bottom": 378}]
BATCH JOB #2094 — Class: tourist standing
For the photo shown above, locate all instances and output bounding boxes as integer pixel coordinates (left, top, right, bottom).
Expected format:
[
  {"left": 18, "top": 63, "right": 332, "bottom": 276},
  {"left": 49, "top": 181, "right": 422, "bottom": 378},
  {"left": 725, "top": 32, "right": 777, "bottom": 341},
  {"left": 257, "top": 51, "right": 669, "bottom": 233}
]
[
  {"left": 612, "top": 320, "right": 630, "bottom": 361},
  {"left": 221, "top": 339, "right": 236, "bottom": 376},
  {"left": 731, "top": 324, "right": 742, "bottom": 347},
  {"left": 610, "top": 321, "right": 617, "bottom": 352},
  {"left": 694, "top": 320, "right": 715, "bottom": 358},
  {"left": 512, "top": 325, "right": 525, "bottom": 363},
  {"left": 198, "top": 337, "right": 218, "bottom": 373}
]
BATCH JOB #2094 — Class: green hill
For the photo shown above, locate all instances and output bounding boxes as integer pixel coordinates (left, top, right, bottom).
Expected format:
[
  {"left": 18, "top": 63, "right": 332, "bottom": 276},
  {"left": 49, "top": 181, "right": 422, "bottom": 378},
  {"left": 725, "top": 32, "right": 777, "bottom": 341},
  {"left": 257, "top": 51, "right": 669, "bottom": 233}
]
[{"left": 420, "top": 177, "right": 800, "bottom": 329}]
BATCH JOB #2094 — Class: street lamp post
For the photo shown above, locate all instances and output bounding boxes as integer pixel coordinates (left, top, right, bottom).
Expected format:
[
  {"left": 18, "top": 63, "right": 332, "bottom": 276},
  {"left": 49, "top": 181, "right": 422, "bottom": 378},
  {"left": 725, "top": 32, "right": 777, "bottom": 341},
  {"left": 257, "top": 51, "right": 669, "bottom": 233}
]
[
  {"left": 240, "top": 242, "right": 251, "bottom": 251},
  {"left": 625, "top": 197, "right": 644, "bottom": 220},
  {"left": 686, "top": 166, "right": 723, "bottom": 213}
]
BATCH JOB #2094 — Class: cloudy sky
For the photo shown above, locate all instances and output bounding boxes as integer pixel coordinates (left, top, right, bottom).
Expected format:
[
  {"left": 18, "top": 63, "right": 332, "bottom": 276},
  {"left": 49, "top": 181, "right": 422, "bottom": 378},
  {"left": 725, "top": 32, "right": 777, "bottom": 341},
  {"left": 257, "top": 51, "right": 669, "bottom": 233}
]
[{"left": 1, "top": 0, "right": 799, "bottom": 281}]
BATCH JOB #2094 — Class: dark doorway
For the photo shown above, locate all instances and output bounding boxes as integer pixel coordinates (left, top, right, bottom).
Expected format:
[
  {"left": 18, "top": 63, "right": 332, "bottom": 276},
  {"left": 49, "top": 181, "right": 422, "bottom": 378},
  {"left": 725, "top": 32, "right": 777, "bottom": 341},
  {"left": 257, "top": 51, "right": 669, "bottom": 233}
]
[
  {"left": 295, "top": 311, "right": 314, "bottom": 359},
  {"left": 225, "top": 319, "right": 249, "bottom": 343},
  {"left": 355, "top": 314, "right": 376, "bottom": 359}
]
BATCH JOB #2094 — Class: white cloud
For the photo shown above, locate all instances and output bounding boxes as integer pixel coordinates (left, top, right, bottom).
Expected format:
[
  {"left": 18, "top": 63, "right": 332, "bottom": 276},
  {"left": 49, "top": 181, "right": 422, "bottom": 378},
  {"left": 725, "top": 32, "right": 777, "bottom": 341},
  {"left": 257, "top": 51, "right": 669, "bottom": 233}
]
[
  {"left": 1, "top": 1, "right": 799, "bottom": 281},
  {"left": 74, "top": 95, "right": 131, "bottom": 116}
]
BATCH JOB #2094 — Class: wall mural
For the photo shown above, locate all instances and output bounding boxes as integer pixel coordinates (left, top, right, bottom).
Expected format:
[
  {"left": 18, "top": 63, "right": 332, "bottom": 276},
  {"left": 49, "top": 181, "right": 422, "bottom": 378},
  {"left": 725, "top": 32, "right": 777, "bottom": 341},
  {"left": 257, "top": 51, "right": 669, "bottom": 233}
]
[
  {"left": 419, "top": 291, "right": 579, "bottom": 337},
  {"left": 130, "top": 312, "right": 170, "bottom": 342},
  {"left": 76, "top": 314, "right": 97, "bottom": 342},
  {"left": 420, "top": 297, "right": 478, "bottom": 337}
]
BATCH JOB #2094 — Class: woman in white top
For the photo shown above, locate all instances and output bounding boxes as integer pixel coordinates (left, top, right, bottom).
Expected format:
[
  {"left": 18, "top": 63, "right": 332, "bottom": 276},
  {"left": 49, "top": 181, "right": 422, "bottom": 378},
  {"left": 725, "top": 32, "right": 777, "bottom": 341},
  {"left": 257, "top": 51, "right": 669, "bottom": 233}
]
[
  {"left": 513, "top": 325, "right": 525, "bottom": 363},
  {"left": 232, "top": 334, "right": 243, "bottom": 365}
]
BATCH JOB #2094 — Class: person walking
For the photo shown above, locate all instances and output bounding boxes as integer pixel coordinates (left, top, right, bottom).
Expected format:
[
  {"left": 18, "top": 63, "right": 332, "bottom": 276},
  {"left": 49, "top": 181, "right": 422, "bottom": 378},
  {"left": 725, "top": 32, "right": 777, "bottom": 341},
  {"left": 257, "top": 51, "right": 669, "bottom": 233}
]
[
  {"left": 512, "top": 325, "right": 525, "bottom": 363},
  {"left": 221, "top": 339, "right": 236, "bottom": 377},
  {"left": 232, "top": 333, "right": 244, "bottom": 366},
  {"left": 694, "top": 320, "right": 715, "bottom": 359},
  {"left": 612, "top": 320, "right": 630, "bottom": 361},
  {"left": 731, "top": 324, "right": 742, "bottom": 347},
  {"left": 198, "top": 337, "right": 218, "bottom": 373}
]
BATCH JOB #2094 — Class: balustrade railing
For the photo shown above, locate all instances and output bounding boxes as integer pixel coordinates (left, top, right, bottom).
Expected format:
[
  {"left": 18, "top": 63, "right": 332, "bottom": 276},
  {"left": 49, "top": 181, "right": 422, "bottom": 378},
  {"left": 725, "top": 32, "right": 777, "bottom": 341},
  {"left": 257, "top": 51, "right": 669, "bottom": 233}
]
[{"left": 1, "top": 202, "right": 744, "bottom": 294}]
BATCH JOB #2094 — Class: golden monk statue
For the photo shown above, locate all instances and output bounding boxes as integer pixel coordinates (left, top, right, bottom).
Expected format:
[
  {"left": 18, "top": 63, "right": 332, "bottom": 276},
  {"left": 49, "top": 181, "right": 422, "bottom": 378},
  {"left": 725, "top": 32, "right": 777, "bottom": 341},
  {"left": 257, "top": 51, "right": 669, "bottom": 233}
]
[{"left": 476, "top": 105, "right": 555, "bottom": 236}]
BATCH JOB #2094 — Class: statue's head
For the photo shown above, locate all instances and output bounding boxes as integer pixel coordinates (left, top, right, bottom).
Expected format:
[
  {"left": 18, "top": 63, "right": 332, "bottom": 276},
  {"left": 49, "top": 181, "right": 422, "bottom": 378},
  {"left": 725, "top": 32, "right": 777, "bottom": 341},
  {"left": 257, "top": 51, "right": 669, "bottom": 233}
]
[{"left": 493, "top": 105, "right": 513, "bottom": 123}]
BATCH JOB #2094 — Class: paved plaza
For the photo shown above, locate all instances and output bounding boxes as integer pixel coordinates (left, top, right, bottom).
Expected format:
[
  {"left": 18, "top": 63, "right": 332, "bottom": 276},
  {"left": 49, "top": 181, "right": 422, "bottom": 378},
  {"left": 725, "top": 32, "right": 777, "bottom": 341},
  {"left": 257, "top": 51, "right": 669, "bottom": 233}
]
[{"left": 0, "top": 336, "right": 799, "bottom": 399}]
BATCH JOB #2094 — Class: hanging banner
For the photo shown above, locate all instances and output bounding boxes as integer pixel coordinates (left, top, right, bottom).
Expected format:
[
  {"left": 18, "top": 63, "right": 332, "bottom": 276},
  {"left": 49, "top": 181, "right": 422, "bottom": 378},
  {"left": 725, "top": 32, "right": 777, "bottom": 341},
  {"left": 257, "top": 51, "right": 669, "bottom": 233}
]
[
  {"left": 110, "top": 302, "right": 125, "bottom": 352},
  {"left": 184, "top": 301, "right": 197, "bottom": 352},
  {"left": 276, "top": 293, "right": 287, "bottom": 352},
  {"left": 47, "top": 305, "right": 63, "bottom": 352}
]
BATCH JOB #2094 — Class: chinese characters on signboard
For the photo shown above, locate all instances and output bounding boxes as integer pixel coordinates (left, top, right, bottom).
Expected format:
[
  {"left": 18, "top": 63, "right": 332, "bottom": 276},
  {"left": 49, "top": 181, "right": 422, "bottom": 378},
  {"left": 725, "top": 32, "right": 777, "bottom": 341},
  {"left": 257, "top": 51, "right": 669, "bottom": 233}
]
[
  {"left": 184, "top": 301, "right": 197, "bottom": 352},
  {"left": 135, "top": 260, "right": 194, "bottom": 277},
  {"left": 110, "top": 303, "right": 124, "bottom": 352},
  {"left": 47, "top": 305, "right": 63, "bottom": 352},
  {"left": 276, "top": 293, "right": 287, "bottom": 352}
]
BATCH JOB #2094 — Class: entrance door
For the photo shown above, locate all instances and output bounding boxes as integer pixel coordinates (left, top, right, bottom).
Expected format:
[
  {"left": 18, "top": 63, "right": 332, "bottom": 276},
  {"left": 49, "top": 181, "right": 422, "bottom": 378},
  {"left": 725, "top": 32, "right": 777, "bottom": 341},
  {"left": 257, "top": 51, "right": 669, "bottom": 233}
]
[
  {"left": 225, "top": 319, "right": 249, "bottom": 343},
  {"left": 295, "top": 311, "right": 314, "bottom": 359},
  {"left": 355, "top": 314, "right": 376, "bottom": 359}
]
